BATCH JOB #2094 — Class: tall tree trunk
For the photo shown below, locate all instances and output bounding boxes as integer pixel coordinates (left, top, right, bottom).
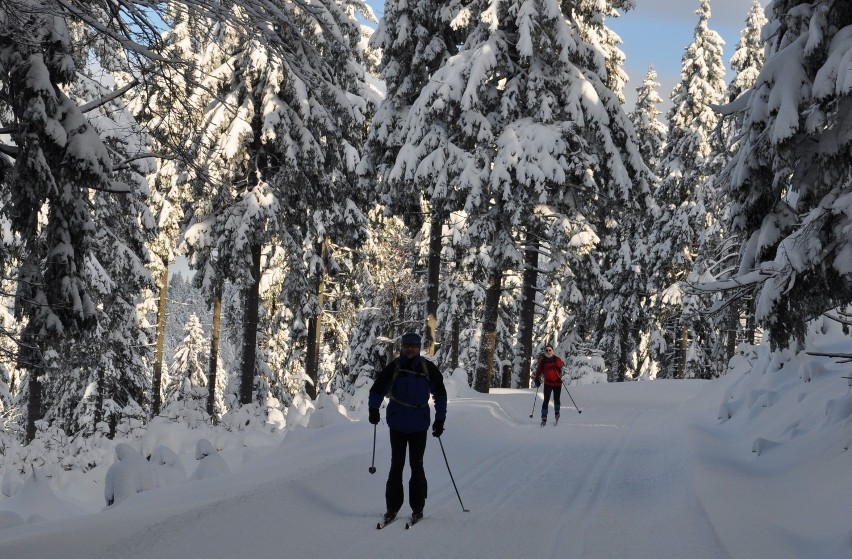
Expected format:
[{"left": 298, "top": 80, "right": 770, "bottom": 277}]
[
  {"left": 22, "top": 330, "right": 42, "bottom": 443},
  {"left": 515, "top": 233, "right": 539, "bottom": 388},
  {"left": 726, "top": 302, "right": 738, "bottom": 362},
  {"left": 151, "top": 264, "right": 168, "bottom": 417},
  {"left": 450, "top": 319, "right": 460, "bottom": 371},
  {"left": 423, "top": 212, "right": 442, "bottom": 356},
  {"left": 207, "top": 282, "right": 223, "bottom": 420},
  {"left": 305, "top": 239, "right": 328, "bottom": 400},
  {"left": 474, "top": 269, "right": 503, "bottom": 393},
  {"left": 240, "top": 243, "right": 262, "bottom": 405},
  {"left": 746, "top": 295, "right": 757, "bottom": 344},
  {"left": 676, "top": 323, "right": 688, "bottom": 379},
  {"left": 616, "top": 322, "right": 629, "bottom": 382},
  {"left": 95, "top": 364, "right": 105, "bottom": 428},
  {"left": 500, "top": 362, "right": 511, "bottom": 388}
]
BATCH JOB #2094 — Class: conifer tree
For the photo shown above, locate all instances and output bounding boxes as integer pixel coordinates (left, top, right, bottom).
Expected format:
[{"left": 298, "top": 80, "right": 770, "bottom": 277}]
[
  {"left": 162, "top": 313, "right": 210, "bottom": 426},
  {"left": 1, "top": 7, "right": 113, "bottom": 441},
  {"left": 646, "top": 0, "right": 727, "bottom": 378},
  {"left": 720, "top": 0, "right": 852, "bottom": 348},
  {"left": 692, "top": 0, "right": 767, "bottom": 366},
  {"left": 392, "top": 0, "right": 649, "bottom": 391},
  {"left": 629, "top": 66, "right": 668, "bottom": 176},
  {"left": 726, "top": 0, "right": 768, "bottom": 104},
  {"left": 183, "top": 1, "right": 375, "bottom": 407},
  {"left": 361, "top": 0, "right": 461, "bottom": 356}
]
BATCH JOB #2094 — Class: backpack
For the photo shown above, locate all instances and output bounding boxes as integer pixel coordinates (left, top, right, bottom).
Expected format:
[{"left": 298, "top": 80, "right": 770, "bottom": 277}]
[{"left": 389, "top": 358, "right": 431, "bottom": 409}]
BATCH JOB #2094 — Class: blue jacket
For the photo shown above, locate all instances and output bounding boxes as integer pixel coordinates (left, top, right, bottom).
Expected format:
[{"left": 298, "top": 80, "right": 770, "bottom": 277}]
[{"left": 369, "top": 355, "right": 447, "bottom": 433}]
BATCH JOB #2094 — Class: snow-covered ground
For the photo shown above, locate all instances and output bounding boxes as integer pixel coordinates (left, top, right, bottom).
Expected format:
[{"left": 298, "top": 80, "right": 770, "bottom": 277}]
[{"left": 1, "top": 342, "right": 851, "bottom": 558}]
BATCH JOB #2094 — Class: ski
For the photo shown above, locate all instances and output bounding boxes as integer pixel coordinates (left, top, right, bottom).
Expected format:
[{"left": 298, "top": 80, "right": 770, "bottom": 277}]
[
  {"left": 376, "top": 515, "right": 399, "bottom": 530},
  {"left": 405, "top": 514, "right": 424, "bottom": 529}
]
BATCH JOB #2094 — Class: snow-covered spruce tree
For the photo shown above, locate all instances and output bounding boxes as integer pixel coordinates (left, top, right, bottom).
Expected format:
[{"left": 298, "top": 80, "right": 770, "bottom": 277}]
[
  {"left": 0, "top": 5, "right": 115, "bottom": 441},
  {"left": 646, "top": 0, "right": 727, "bottom": 378},
  {"left": 727, "top": 0, "right": 768, "bottom": 105},
  {"left": 361, "top": 0, "right": 462, "bottom": 356},
  {"left": 184, "top": 1, "right": 375, "bottom": 410},
  {"left": 629, "top": 65, "right": 668, "bottom": 177},
  {"left": 719, "top": 0, "right": 852, "bottom": 348},
  {"left": 392, "top": 0, "right": 649, "bottom": 391},
  {"left": 62, "top": 27, "right": 156, "bottom": 436},
  {"left": 427, "top": 211, "right": 479, "bottom": 381},
  {"left": 0, "top": 233, "right": 20, "bottom": 419},
  {"left": 161, "top": 313, "right": 210, "bottom": 426},
  {"left": 136, "top": 2, "right": 208, "bottom": 418},
  {"left": 686, "top": 0, "right": 769, "bottom": 369},
  {"left": 572, "top": 0, "right": 633, "bottom": 104},
  {"left": 345, "top": 208, "right": 423, "bottom": 410}
]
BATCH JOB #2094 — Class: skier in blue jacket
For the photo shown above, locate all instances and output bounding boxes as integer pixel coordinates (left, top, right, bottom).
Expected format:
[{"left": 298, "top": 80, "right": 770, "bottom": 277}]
[{"left": 369, "top": 332, "right": 447, "bottom": 524}]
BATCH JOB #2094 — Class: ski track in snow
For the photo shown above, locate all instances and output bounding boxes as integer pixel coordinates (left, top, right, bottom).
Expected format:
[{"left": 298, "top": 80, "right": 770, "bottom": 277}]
[{"left": 0, "top": 385, "right": 734, "bottom": 559}]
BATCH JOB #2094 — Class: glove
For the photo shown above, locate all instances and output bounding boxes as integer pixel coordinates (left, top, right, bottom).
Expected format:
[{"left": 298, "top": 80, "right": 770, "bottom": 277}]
[
  {"left": 368, "top": 408, "right": 380, "bottom": 425},
  {"left": 534, "top": 379, "right": 541, "bottom": 388},
  {"left": 432, "top": 420, "right": 444, "bottom": 438}
]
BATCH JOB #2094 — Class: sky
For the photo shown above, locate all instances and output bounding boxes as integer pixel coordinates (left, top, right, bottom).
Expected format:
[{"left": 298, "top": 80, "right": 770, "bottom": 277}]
[
  {"left": 1, "top": 315, "right": 851, "bottom": 558},
  {"left": 364, "top": 0, "right": 768, "bottom": 116},
  {"left": 610, "top": 0, "right": 769, "bottom": 114}
]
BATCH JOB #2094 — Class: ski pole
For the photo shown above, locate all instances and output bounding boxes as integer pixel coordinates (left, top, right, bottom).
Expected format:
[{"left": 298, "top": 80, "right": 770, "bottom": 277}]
[
  {"left": 560, "top": 377, "right": 582, "bottom": 414},
  {"left": 528, "top": 383, "right": 541, "bottom": 418},
  {"left": 368, "top": 424, "right": 377, "bottom": 474},
  {"left": 438, "top": 437, "right": 469, "bottom": 512}
]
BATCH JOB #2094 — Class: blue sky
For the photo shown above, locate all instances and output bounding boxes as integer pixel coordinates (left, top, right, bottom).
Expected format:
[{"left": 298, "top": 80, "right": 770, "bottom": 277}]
[
  {"left": 610, "top": 0, "right": 768, "bottom": 113},
  {"left": 365, "top": 0, "right": 768, "bottom": 116}
]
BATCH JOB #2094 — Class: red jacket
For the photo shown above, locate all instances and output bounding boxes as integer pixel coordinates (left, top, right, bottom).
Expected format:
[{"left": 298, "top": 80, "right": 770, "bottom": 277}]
[{"left": 535, "top": 356, "right": 564, "bottom": 387}]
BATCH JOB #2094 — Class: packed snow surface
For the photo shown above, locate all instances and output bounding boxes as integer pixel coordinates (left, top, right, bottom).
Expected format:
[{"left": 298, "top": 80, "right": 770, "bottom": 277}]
[{"left": 1, "top": 349, "right": 851, "bottom": 558}]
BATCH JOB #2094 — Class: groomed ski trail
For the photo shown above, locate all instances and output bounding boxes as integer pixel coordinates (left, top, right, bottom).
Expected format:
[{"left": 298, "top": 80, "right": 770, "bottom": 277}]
[{"left": 0, "top": 383, "right": 729, "bottom": 559}]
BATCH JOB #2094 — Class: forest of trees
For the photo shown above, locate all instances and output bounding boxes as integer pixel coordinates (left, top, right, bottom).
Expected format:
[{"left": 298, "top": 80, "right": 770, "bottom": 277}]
[{"left": 0, "top": 0, "right": 848, "bottom": 451}]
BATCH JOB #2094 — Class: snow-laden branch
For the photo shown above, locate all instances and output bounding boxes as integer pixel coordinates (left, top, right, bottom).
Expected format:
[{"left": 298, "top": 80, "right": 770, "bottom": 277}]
[{"left": 688, "top": 268, "right": 774, "bottom": 292}]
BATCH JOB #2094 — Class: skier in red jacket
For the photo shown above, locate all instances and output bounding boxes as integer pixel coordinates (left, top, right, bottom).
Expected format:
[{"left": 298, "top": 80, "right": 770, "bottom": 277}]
[{"left": 534, "top": 345, "right": 564, "bottom": 426}]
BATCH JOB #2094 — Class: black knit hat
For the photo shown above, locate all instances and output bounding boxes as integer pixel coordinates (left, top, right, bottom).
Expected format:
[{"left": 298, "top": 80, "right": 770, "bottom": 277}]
[{"left": 401, "top": 332, "right": 422, "bottom": 346}]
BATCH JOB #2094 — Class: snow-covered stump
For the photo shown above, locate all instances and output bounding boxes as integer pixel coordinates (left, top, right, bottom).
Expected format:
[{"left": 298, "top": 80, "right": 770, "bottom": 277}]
[
  {"left": 149, "top": 445, "right": 186, "bottom": 487},
  {"left": 751, "top": 437, "right": 780, "bottom": 456},
  {"left": 104, "top": 443, "right": 157, "bottom": 507},
  {"left": 190, "top": 439, "right": 230, "bottom": 481},
  {"left": 0, "top": 467, "right": 77, "bottom": 522},
  {"left": 1, "top": 468, "right": 23, "bottom": 498}
]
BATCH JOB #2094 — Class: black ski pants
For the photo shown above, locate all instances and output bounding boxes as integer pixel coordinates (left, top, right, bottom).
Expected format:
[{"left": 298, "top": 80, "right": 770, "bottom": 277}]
[
  {"left": 386, "top": 429, "right": 428, "bottom": 514},
  {"left": 541, "top": 384, "right": 562, "bottom": 417}
]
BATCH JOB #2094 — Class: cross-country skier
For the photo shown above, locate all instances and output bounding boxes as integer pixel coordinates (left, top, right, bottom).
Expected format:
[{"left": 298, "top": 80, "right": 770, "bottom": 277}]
[
  {"left": 369, "top": 332, "right": 447, "bottom": 525},
  {"left": 534, "top": 345, "right": 564, "bottom": 426}
]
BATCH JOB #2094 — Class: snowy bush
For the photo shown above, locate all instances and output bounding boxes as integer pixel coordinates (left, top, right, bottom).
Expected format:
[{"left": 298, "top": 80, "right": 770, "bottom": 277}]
[
  {"left": 0, "top": 467, "right": 78, "bottom": 522},
  {"left": 304, "top": 393, "right": 349, "bottom": 428},
  {"left": 149, "top": 445, "right": 187, "bottom": 487},
  {"left": 104, "top": 443, "right": 157, "bottom": 507},
  {"left": 1, "top": 468, "right": 22, "bottom": 498},
  {"left": 189, "top": 439, "right": 230, "bottom": 481}
]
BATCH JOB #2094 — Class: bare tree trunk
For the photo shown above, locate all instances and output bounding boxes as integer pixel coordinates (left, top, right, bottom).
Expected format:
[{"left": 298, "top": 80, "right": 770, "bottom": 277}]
[
  {"left": 676, "top": 323, "right": 688, "bottom": 379},
  {"left": 305, "top": 239, "right": 328, "bottom": 400},
  {"left": 746, "top": 296, "right": 757, "bottom": 344},
  {"left": 239, "top": 243, "right": 262, "bottom": 405},
  {"left": 423, "top": 213, "right": 442, "bottom": 356},
  {"left": 726, "top": 303, "right": 738, "bottom": 362},
  {"left": 95, "top": 364, "right": 105, "bottom": 428},
  {"left": 474, "top": 269, "right": 503, "bottom": 393},
  {"left": 151, "top": 265, "right": 168, "bottom": 417},
  {"left": 207, "top": 282, "right": 222, "bottom": 420},
  {"left": 515, "top": 233, "right": 539, "bottom": 388},
  {"left": 450, "top": 319, "right": 460, "bottom": 371},
  {"left": 616, "top": 324, "right": 629, "bottom": 382},
  {"left": 22, "top": 330, "right": 42, "bottom": 443},
  {"left": 500, "top": 362, "right": 511, "bottom": 388}
]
